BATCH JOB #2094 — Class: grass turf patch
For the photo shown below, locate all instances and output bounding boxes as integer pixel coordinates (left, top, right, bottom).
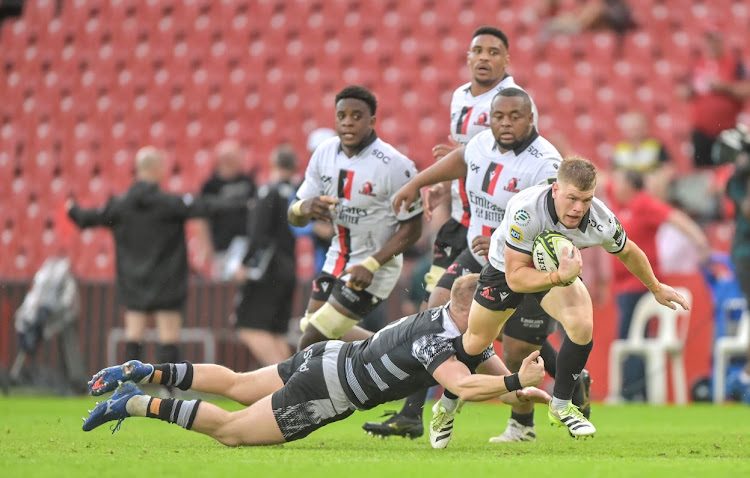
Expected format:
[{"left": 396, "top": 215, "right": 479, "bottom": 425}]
[{"left": 1, "top": 397, "right": 749, "bottom": 478}]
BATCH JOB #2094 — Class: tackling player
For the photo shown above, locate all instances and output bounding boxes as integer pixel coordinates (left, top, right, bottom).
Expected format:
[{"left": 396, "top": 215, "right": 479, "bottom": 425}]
[{"left": 81, "top": 275, "right": 551, "bottom": 446}]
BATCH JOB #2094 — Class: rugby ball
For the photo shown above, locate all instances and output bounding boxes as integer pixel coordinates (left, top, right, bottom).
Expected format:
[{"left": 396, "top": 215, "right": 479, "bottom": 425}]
[{"left": 532, "top": 230, "right": 575, "bottom": 285}]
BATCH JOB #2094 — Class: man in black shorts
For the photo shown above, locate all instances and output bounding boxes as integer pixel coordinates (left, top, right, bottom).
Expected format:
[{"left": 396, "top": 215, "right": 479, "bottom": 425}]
[
  {"left": 231, "top": 145, "right": 299, "bottom": 367},
  {"left": 82, "top": 275, "right": 550, "bottom": 446}
]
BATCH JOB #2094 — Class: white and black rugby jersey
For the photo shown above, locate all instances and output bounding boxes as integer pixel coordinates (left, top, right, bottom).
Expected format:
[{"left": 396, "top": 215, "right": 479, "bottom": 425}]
[
  {"left": 463, "top": 129, "right": 561, "bottom": 265},
  {"left": 296, "top": 132, "right": 422, "bottom": 298},
  {"left": 448, "top": 75, "right": 539, "bottom": 226},
  {"left": 488, "top": 184, "right": 628, "bottom": 272},
  {"left": 337, "top": 305, "right": 495, "bottom": 410}
]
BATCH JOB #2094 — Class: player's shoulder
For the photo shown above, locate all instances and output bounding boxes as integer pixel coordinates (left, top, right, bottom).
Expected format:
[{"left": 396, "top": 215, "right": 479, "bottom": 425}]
[
  {"left": 311, "top": 136, "right": 341, "bottom": 159},
  {"left": 510, "top": 184, "right": 550, "bottom": 208},
  {"left": 587, "top": 196, "right": 619, "bottom": 230},
  {"left": 371, "top": 137, "right": 415, "bottom": 167},
  {"left": 496, "top": 75, "right": 522, "bottom": 91},
  {"left": 466, "top": 128, "right": 495, "bottom": 150},
  {"left": 452, "top": 81, "right": 473, "bottom": 99}
]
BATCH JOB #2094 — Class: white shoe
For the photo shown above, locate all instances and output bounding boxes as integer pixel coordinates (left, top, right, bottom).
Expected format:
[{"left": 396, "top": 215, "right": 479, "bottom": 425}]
[
  {"left": 488, "top": 418, "right": 537, "bottom": 443},
  {"left": 548, "top": 402, "right": 596, "bottom": 438},
  {"left": 429, "top": 401, "right": 456, "bottom": 449}
]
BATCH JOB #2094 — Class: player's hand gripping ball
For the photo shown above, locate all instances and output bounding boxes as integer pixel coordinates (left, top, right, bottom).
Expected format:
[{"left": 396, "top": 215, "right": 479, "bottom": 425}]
[{"left": 532, "top": 230, "right": 576, "bottom": 286}]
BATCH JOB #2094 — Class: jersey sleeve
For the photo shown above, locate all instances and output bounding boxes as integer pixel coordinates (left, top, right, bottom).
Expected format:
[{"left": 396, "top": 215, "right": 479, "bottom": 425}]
[
  {"left": 411, "top": 334, "right": 456, "bottom": 375},
  {"left": 602, "top": 210, "right": 628, "bottom": 253},
  {"left": 503, "top": 198, "right": 540, "bottom": 255},
  {"left": 389, "top": 156, "right": 423, "bottom": 221},
  {"left": 295, "top": 150, "right": 324, "bottom": 201}
]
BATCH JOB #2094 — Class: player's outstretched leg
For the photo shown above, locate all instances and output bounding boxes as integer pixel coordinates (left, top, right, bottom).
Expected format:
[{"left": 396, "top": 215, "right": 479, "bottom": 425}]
[
  {"left": 362, "top": 390, "right": 426, "bottom": 439},
  {"left": 82, "top": 382, "right": 286, "bottom": 446},
  {"left": 89, "top": 360, "right": 154, "bottom": 395},
  {"left": 89, "top": 361, "right": 199, "bottom": 397},
  {"left": 82, "top": 381, "right": 144, "bottom": 432}
]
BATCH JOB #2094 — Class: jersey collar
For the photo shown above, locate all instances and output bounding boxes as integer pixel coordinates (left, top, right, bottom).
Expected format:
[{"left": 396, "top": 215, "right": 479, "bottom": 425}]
[
  {"left": 492, "top": 127, "right": 539, "bottom": 156},
  {"left": 464, "top": 73, "right": 511, "bottom": 94},
  {"left": 337, "top": 130, "right": 378, "bottom": 157},
  {"left": 545, "top": 187, "right": 591, "bottom": 232}
]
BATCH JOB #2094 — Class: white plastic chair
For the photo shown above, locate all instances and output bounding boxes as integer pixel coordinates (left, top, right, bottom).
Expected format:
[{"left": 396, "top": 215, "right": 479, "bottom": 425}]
[
  {"left": 713, "top": 298, "right": 750, "bottom": 404},
  {"left": 607, "top": 288, "right": 692, "bottom": 405}
]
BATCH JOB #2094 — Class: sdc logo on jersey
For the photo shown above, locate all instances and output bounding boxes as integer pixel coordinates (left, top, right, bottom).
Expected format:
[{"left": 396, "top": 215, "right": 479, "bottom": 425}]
[{"left": 371, "top": 149, "right": 391, "bottom": 163}]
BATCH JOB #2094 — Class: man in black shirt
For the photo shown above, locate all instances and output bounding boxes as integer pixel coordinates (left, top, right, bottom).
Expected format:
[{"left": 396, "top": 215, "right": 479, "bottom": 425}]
[
  {"left": 82, "top": 274, "right": 550, "bottom": 446},
  {"left": 67, "top": 147, "right": 236, "bottom": 368},
  {"left": 195, "top": 140, "right": 256, "bottom": 280},
  {"left": 231, "top": 144, "right": 298, "bottom": 367}
]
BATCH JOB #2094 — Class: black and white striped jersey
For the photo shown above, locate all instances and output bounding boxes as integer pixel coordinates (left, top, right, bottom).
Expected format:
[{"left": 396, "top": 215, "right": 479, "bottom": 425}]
[{"left": 336, "top": 305, "right": 495, "bottom": 410}]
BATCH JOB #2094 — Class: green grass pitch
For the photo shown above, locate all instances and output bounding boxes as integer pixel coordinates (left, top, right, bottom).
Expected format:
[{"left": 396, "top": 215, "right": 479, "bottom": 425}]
[{"left": 2, "top": 397, "right": 750, "bottom": 478}]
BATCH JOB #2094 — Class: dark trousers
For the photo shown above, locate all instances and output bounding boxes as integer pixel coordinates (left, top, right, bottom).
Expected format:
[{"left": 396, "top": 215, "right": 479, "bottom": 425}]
[{"left": 617, "top": 291, "right": 648, "bottom": 401}]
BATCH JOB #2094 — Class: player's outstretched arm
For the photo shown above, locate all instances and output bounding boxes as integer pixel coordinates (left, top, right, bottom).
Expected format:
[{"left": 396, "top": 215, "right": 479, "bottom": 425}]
[
  {"left": 432, "top": 351, "right": 545, "bottom": 402},
  {"left": 287, "top": 196, "right": 338, "bottom": 227},
  {"left": 614, "top": 240, "right": 690, "bottom": 311},
  {"left": 392, "top": 146, "right": 467, "bottom": 216}
]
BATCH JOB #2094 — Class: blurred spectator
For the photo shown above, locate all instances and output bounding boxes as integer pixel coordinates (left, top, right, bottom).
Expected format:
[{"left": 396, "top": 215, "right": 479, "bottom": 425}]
[
  {"left": 612, "top": 111, "right": 674, "bottom": 200},
  {"left": 195, "top": 140, "right": 256, "bottom": 280},
  {"left": 66, "top": 147, "right": 234, "bottom": 367},
  {"left": 724, "top": 143, "right": 750, "bottom": 398},
  {"left": 541, "top": 0, "right": 636, "bottom": 39},
  {"left": 608, "top": 169, "right": 709, "bottom": 400},
  {"left": 231, "top": 144, "right": 299, "bottom": 367},
  {"left": 677, "top": 24, "right": 748, "bottom": 168}
]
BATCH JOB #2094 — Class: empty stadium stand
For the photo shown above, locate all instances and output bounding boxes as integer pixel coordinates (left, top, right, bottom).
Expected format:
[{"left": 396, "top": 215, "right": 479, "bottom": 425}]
[{"left": 1, "top": 0, "right": 749, "bottom": 278}]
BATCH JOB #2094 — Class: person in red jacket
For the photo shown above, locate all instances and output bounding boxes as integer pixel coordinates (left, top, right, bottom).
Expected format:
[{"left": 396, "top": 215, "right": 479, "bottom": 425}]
[{"left": 608, "top": 169, "right": 709, "bottom": 400}]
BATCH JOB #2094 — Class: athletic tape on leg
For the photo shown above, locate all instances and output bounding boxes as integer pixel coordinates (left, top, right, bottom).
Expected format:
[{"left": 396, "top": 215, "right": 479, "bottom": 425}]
[{"left": 307, "top": 303, "right": 359, "bottom": 339}]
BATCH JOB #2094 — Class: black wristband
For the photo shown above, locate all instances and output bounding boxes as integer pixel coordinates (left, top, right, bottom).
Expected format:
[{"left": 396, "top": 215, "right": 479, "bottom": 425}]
[{"left": 504, "top": 373, "right": 522, "bottom": 392}]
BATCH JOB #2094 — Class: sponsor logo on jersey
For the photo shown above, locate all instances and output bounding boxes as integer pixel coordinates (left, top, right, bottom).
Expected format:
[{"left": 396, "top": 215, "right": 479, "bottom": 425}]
[
  {"left": 321, "top": 175, "right": 332, "bottom": 184},
  {"left": 470, "top": 162, "right": 480, "bottom": 173},
  {"left": 612, "top": 216, "right": 625, "bottom": 247},
  {"left": 481, "top": 162, "right": 504, "bottom": 195},
  {"left": 588, "top": 218, "right": 605, "bottom": 232},
  {"left": 371, "top": 148, "right": 391, "bottom": 164},
  {"left": 510, "top": 225, "right": 523, "bottom": 242},
  {"left": 499, "top": 291, "right": 509, "bottom": 301},
  {"left": 503, "top": 177, "right": 521, "bottom": 193},
  {"left": 514, "top": 209, "right": 531, "bottom": 226},
  {"left": 337, "top": 169, "right": 354, "bottom": 199},
  {"left": 359, "top": 181, "right": 376, "bottom": 196}
]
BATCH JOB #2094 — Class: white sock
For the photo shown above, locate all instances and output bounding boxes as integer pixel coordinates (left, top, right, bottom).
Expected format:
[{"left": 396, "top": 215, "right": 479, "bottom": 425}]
[
  {"left": 440, "top": 394, "right": 459, "bottom": 413},
  {"left": 125, "top": 394, "right": 150, "bottom": 417},
  {"left": 551, "top": 396, "right": 570, "bottom": 412}
]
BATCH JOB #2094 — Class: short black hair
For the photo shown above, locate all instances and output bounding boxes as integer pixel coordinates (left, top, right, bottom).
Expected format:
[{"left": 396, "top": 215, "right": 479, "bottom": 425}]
[
  {"left": 472, "top": 26, "right": 509, "bottom": 50},
  {"left": 335, "top": 85, "right": 377, "bottom": 116},
  {"left": 492, "top": 87, "right": 531, "bottom": 109}
]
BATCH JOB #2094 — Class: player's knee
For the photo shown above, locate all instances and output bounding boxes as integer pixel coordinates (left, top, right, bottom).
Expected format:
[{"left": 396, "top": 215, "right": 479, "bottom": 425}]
[
  {"left": 306, "top": 303, "right": 358, "bottom": 340},
  {"left": 563, "top": 317, "right": 593, "bottom": 343}
]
